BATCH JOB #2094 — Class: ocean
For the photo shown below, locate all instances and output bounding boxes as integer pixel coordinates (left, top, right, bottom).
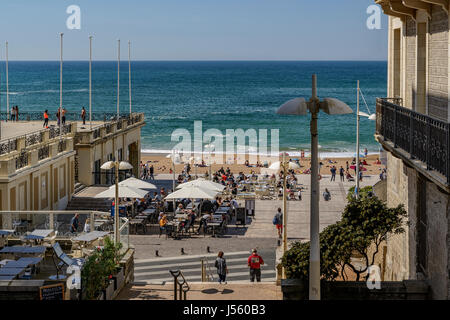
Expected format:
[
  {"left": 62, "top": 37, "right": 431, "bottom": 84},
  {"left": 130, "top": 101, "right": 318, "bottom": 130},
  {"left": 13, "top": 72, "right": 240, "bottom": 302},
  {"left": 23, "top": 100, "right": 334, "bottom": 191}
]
[{"left": 0, "top": 61, "right": 386, "bottom": 157}]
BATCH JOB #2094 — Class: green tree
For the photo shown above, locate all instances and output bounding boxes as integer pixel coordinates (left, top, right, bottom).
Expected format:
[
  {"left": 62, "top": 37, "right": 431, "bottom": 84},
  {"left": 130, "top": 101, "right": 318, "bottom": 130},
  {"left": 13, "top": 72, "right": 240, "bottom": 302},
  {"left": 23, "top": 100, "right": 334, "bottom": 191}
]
[{"left": 281, "top": 195, "right": 407, "bottom": 281}]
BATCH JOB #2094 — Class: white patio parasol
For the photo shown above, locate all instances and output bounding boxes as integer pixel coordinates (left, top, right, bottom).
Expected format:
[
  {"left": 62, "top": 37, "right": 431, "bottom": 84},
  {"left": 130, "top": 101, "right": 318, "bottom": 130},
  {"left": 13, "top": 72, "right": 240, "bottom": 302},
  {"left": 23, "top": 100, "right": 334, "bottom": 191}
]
[
  {"left": 164, "top": 185, "right": 218, "bottom": 200},
  {"left": 176, "top": 178, "right": 225, "bottom": 192},
  {"left": 95, "top": 186, "right": 149, "bottom": 199},
  {"left": 118, "top": 177, "right": 157, "bottom": 190}
]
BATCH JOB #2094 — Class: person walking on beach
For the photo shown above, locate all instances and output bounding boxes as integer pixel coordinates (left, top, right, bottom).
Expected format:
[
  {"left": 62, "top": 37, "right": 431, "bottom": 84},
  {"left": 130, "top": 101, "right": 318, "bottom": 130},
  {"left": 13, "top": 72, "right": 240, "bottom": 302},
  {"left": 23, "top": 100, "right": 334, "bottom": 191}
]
[
  {"left": 330, "top": 166, "right": 336, "bottom": 181},
  {"left": 43, "top": 110, "right": 49, "bottom": 128},
  {"left": 273, "top": 208, "right": 283, "bottom": 239},
  {"left": 15, "top": 105, "right": 19, "bottom": 121},
  {"left": 248, "top": 249, "right": 264, "bottom": 282},
  {"left": 339, "top": 166, "right": 345, "bottom": 182},
  {"left": 364, "top": 148, "right": 368, "bottom": 158},
  {"left": 215, "top": 251, "right": 228, "bottom": 284},
  {"left": 81, "top": 107, "right": 86, "bottom": 125}
]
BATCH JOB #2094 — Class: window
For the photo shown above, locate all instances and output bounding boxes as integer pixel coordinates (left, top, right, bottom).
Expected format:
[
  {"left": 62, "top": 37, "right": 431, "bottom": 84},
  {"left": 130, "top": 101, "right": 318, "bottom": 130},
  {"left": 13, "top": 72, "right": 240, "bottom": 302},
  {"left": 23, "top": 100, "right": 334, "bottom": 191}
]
[
  {"left": 416, "top": 22, "right": 427, "bottom": 114},
  {"left": 118, "top": 148, "right": 123, "bottom": 161},
  {"left": 393, "top": 28, "right": 401, "bottom": 98},
  {"left": 94, "top": 159, "right": 101, "bottom": 185},
  {"left": 416, "top": 175, "right": 427, "bottom": 275}
]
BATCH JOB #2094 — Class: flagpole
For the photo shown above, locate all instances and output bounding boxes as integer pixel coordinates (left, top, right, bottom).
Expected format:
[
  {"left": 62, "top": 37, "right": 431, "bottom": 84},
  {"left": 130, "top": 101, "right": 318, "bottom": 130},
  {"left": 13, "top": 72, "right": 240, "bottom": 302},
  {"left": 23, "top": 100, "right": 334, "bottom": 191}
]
[
  {"left": 128, "top": 40, "right": 132, "bottom": 116},
  {"left": 117, "top": 39, "right": 120, "bottom": 121},
  {"left": 59, "top": 33, "right": 63, "bottom": 139},
  {"left": 6, "top": 41, "right": 9, "bottom": 122},
  {"left": 89, "top": 36, "right": 93, "bottom": 130}
]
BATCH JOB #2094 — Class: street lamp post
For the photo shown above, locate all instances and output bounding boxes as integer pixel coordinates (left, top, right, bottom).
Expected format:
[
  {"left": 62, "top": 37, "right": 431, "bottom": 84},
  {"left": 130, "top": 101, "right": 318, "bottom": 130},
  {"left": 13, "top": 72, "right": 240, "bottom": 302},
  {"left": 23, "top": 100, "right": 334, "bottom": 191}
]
[
  {"left": 205, "top": 144, "right": 214, "bottom": 181},
  {"left": 277, "top": 74, "right": 353, "bottom": 300},
  {"left": 101, "top": 157, "right": 133, "bottom": 244},
  {"left": 270, "top": 157, "right": 300, "bottom": 255},
  {"left": 167, "top": 151, "right": 182, "bottom": 212}
]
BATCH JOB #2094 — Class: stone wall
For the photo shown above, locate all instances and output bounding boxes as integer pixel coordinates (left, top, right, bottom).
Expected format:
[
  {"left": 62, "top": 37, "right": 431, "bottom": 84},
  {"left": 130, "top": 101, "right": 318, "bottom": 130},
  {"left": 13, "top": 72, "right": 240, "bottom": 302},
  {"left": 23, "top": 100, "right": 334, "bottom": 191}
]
[
  {"left": 384, "top": 154, "right": 412, "bottom": 281},
  {"left": 382, "top": 153, "right": 449, "bottom": 299},
  {"left": 424, "top": 181, "right": 449, "bottom": 299},
  {"left": 427, "top": 5, "right": 448, "bottom": 121},
  {"left": 281, "top": 279, "right": 430, "bottom": 300}
]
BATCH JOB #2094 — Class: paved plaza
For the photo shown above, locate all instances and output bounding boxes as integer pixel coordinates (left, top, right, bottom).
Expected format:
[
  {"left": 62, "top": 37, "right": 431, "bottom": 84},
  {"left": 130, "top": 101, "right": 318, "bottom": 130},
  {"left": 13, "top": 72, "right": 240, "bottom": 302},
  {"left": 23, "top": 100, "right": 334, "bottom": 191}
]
[{"left": 123, "top": 173, "right": 379, "bottom": 299}]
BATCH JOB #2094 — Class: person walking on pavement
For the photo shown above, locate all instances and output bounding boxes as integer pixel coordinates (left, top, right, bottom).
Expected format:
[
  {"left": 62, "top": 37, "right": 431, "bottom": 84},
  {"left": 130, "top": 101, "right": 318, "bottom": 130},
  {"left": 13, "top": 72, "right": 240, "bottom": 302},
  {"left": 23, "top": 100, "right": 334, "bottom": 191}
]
[
  {"left": 43, "top": 110, "right": 49, "bottom": 128},
  {"left": 149, "top": 165, "right": 155, "bottom": 180},
  {"left": 330, "top": 166, "right": 336, "bottom": 181},
  {"left": 81, "top": 107, "right": 86, "bottom": 125},
  {"left": 215, "top": 251, "right": 228, "bottom": 284},
  {"left": 248, "top": 249, "right": 264, "bottom": 282},
  {"left": 273, "top": 208, "right": 283, "bottom": 239},
  {"left": 339, "top": 166, "right": 345, "bottom": 182}
]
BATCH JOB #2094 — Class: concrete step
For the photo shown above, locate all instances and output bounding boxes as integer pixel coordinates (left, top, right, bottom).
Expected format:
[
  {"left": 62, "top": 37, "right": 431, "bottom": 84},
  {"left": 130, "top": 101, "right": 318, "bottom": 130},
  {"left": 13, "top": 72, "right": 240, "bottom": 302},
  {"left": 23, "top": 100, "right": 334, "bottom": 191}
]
[{"left": 133, "top": 250, "right": 276, "bottom": 284}]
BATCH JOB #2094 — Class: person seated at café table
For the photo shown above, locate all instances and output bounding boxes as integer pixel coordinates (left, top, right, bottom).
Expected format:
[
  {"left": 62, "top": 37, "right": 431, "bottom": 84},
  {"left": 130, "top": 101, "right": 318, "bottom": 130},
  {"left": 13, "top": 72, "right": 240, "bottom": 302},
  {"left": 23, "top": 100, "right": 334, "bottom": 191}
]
[
  {"left": 158, "top": 213, "right": 168, "bottom": 237},
  {"left": 84, "top": 218, "right": 91, "bottom": 233},
  {"left": 175, "top": 203, "right": 184, "bottom": 215}
]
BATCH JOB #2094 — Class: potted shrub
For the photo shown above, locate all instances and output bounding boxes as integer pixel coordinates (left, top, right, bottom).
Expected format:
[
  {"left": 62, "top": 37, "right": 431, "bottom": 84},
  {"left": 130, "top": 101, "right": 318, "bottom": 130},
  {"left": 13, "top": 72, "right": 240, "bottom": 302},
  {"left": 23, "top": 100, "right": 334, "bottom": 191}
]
[{"left": 81, "top": 237, "right": 125, "bottom": 300}]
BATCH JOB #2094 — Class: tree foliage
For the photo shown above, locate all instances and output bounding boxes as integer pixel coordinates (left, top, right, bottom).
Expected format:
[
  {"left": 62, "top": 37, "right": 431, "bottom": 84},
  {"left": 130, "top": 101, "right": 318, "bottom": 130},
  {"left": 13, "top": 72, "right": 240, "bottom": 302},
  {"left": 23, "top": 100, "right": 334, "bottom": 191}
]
[
  {"left": 81, "top": 237, "right": 124, "bottom": 299},
  {"left": 281, "top": 195, "right": 407, "bottom": 281}
]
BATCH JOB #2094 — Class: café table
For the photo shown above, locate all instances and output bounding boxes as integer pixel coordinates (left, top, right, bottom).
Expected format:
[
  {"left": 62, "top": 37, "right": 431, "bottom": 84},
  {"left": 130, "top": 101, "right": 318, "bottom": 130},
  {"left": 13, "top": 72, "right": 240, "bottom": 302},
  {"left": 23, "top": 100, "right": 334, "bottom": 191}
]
[
  {"left": 0, "top": 266, "right": 26, "bottom": 279},
  {"left": 72, "top": 231, "right": 110, "bottom": 257},
  {"left": 129, "top": 219, "right": 145, "bottom": 234},
  {"left": 207, "top": 222, "right": 222, "bottom": 237}
]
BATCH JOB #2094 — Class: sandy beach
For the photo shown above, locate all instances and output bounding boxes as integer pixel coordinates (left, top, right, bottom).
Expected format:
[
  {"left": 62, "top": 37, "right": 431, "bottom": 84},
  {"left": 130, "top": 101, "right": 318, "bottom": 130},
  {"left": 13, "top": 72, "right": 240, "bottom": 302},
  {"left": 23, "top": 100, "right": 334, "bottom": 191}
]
[{"left": 140, "top": 152, "right": 384, "bottom": 176}]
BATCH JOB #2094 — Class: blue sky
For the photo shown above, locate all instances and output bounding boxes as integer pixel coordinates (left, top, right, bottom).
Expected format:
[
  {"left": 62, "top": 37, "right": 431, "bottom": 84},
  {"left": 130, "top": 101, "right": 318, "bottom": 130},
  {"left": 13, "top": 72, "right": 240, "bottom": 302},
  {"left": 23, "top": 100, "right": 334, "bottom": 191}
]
[{"left": 0, "top": 0, "right": 388, "bottom": 61}]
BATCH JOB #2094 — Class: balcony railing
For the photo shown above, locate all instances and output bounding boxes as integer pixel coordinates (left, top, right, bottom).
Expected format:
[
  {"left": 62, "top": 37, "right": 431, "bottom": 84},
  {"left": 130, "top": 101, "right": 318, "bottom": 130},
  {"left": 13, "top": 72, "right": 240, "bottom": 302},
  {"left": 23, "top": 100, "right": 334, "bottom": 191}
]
[
  {"left": 38, "top": 144, "right": 50, "bottom": 160},
  {"left": 0, "top": 138, "right": 17, "bottom": 156},
  {"left": 58, "top": 140, "right": 67, "bottom": 153},
  {"left": 25, "top": 131, "right": 44, "bottom": 147},
  {"left": 15, "top": 151, "right": 29, "bottom": 170},
  {"left": 376, "top": 98, "right": 450, "bottom": 184}
]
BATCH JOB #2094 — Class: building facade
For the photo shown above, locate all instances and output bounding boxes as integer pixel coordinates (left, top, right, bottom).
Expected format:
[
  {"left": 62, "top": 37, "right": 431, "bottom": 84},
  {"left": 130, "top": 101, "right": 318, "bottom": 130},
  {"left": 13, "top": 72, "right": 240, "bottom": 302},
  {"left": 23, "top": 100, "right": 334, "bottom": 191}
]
[
  {"left": 0, "top": 123, "right": 76, "bottom": 228},
  {"left": 74, "top": 113, "right": 145, "bottom": 186},
  {"left": 0, "top": 112, "right": 145, "bottom": 228},
  {"left": 375, "top": 0, "right": 450, "bottom": 299}
]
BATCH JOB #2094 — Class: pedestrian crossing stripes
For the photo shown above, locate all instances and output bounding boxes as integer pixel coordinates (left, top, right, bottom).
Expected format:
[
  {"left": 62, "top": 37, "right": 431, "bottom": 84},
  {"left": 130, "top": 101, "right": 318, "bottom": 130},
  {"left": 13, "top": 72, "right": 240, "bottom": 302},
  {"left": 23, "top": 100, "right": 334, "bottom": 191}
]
[{"left": 134, "top": 251, "right": 276, "bottom": 284}]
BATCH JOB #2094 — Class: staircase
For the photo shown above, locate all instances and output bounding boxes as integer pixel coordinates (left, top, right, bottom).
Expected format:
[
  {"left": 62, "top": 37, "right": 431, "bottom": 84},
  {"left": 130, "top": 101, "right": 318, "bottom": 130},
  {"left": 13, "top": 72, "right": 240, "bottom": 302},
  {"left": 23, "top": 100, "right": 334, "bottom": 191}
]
[
  {"left": 133, "top": 251, "right": 276, "bottom": 284},
  {"left": 73, "top": 182, "right": 86, "bottom": 195},
  {"left": 66, "top": 196, "right": 112, "bottom": 212}
]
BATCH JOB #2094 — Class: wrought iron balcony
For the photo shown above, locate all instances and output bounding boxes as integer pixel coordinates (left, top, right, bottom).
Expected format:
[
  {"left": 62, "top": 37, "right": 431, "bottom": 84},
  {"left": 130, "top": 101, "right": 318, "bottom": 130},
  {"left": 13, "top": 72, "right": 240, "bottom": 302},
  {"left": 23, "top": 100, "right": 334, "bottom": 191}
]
[
  {"left": 38, "top": 144, "right": 50, "bottom": 160},
  {"left": 58, "top": 140, "right": 67, "bottom": 153},
  {"left": 0, "top": 139, "right": 17, "bottom": 156},
  {"left": 376, "top": 98, "right": 449, "bottom": 184},
  {"left": 15, "top": 151, "right": 29, "bottom": 170}
]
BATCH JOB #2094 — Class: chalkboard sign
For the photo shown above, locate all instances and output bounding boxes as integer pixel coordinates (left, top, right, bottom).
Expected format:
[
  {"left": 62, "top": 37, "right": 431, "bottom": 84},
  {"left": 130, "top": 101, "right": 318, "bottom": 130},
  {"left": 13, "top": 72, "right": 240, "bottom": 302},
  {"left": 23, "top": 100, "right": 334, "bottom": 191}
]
[{"left": 39, "top": 283, "right": 65, "bottom": 300}]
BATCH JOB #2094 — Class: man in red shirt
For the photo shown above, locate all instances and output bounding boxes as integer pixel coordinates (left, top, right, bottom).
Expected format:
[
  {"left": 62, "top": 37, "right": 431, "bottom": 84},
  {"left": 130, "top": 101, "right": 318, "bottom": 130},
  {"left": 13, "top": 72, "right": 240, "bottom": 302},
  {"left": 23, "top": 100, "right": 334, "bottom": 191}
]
[{"left": 247, "top": 248, "right": 264, "bottom": 282}]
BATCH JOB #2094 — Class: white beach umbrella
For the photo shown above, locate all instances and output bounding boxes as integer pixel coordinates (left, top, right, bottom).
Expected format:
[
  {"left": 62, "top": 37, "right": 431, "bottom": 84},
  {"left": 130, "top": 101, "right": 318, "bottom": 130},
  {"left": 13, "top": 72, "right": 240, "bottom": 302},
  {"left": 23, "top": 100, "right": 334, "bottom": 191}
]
[
  {"left": 269, "top": 161, "right": 300, "bottom": 171},
  {"left": 95, "top": 186, "right": 149, "bottom": 199},
  {"left": 176, "top": 178, "right": 225, "bottom": 192},
  {"left": 164, "top": 185, "right": 218, "bottom": 200},
  {"left": 118, "top": 177, "right": 157, "bottom": 190}
]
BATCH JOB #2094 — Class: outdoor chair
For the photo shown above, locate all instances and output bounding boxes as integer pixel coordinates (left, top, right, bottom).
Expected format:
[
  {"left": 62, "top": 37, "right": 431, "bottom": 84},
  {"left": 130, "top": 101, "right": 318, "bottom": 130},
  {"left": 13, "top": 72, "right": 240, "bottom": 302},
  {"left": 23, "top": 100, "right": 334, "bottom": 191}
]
[{"left": 49, "top": 242, "right": 85, "bottom": 280}]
